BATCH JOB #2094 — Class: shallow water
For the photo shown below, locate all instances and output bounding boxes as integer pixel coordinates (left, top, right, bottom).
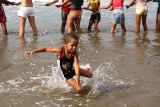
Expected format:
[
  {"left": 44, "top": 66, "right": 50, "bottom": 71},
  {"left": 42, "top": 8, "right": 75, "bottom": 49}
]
[{"left": 0, "top": 1, "right": 160, "bottom": 107}]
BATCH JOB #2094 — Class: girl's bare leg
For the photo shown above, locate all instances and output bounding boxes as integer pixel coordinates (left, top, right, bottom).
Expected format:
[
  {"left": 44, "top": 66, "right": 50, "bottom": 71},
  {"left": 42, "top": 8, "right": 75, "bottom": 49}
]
[
  {"left": 135, "top": 14, "right": 141, "bottom": 33},
  {"left": 19, "top": 17, "right": 26, "bottom": 37},
  {"left": 110, "top": 24, "right": 116, "bottom": 34},
  {"left": 68, "top": 13, "right": 75, "bottom": 33},
  {"left": 121, "top": 24, "right": 127, "bottom": 32},
  {"left": 1, "top": 22, "right": 8, "bottom": 35},
  {"left": 94, "top": 19, "right": 100, "bottom": 32},
  {"left": 88, "top": 20, "right": 94, "bottom": 32},
  {"left": 28, "top": 16, "right": 37, "bottom": 36},
  {"left": 75, "top": 14, "right": 82, "bottom": 33},
  {"left": 142, "top": 15, "right": 147, "bottom": 32},
  {"left": 156, "top": 14, "right": 160, "bottom": 32}
]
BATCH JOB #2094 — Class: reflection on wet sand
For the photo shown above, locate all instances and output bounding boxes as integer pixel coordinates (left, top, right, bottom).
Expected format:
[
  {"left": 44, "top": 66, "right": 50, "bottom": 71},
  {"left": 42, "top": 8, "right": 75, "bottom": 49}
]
[
  {"left": 134, "top": 32, "right": 150, "bottom": 64},
  {"left": 19, "top": 35, "right": 38, "bottom": 48}
]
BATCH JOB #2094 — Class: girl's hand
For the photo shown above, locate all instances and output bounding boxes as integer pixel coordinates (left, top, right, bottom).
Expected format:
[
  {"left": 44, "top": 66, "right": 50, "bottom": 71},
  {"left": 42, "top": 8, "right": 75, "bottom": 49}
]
[
  {"left": 83, "top": 7, "right": 88, "bottom": 9},
  {"left": 56, "top": 5, "right": 61, "bottom": 8},
  {"left": 24, "top": 51, "right": 34, "bottom": 56},
  {"left": 45, "top": 3, "right": 51, "bottom": 6},
  {"left": 126, "top": 5, "right": 130, "bottom": 9},
  {"left": 14, "top": 2, "right": 21, "bottom": 6},
  {"left": 10, "top": 2, "right": 15, "bottom": 5}
]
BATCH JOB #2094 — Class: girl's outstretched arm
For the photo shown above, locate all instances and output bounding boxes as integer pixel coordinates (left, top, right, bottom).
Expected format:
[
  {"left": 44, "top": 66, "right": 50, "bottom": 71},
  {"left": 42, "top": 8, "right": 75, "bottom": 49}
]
[
  {"left": 1, "top": 0, "right": 15, "bottom": 5},
  {"left": 45, "top": 0, "right": 59, "bottom": 6},
  {"left": 74, "top": 52, "right": 81, "bottom": 87},
  {"left": 56, "top": 0, "right": 70, "bottom": 7},
  {"left": 14, "top": 2, "right": 21, "bottom": 6},
  {"left": 83, "top": 0, "right": 91, "bottom": 10},
  {"left": 99, "top": 3, "right": 111, "bottom": 9},
  {"left": 126, "top": 0, "right": 136, "bottom": 9},
  {"left": 24, "top": 48, "right": 61, "bottom": 56}
]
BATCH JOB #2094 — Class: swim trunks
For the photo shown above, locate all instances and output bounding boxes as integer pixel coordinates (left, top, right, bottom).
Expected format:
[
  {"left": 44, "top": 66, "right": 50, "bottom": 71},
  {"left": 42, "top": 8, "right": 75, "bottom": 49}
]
[
  {"left": 136, "top": 6, "right": 148, "bottom": 15},
  {"left": 0, "top": 3, "right": 6, "bottom": 22},
  {"left": 61, "top": 10, "right": 69, "bottom": 22},
  {"left": 90, "top": 13, "right": 101, "bottom": 22},
  {"left": 17, "top": 7, "right": 34, "bottom": 18},
  {"left": 112, "top": 14, "right": 125, "bottom": 24},
  {"left": 57, "top": 47, "right": 75, "bottom": 80}
]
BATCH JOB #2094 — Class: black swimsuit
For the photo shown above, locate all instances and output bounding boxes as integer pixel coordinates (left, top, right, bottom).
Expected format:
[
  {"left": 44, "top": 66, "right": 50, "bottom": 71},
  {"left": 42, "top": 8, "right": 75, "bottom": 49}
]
[
  {"left": 70, "top": 0, "right": 83, "bottom": 10},
  {"left": 59, "top": 47, "right": 75, "bottom": 80}
]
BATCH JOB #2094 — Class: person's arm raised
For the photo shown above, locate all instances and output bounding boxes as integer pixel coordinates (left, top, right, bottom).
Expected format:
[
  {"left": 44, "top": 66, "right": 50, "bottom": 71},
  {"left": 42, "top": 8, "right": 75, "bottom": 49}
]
[
  {"left": 126, "top": 0, "right": 136, "bottom": 9},
  {"left": 45, "top": 0, "right": 59, "bottom": 6},
  {"left": 56, "top": 0, "right": 70, "bottom": 7},
  {"left": 24, "top": 48, "right": 61, "bottom": 56},
  {"left": 14, "top": 2, "right": 21, "bottom": 6},
  {"left": 1, "top": 0, "right": 15, "bottom": 6},
  {"left": 99, "top": 3, "right": 111, "bottom": 9},
  {"left": 83, "top": 0, "right": 91, "bottom": 10}
]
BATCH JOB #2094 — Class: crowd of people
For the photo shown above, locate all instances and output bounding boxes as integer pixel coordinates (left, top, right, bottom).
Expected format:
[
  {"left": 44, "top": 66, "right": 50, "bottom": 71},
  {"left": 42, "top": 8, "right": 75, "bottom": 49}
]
[{"left": 0, "top": 0, "right": 160, "bottom": 36}]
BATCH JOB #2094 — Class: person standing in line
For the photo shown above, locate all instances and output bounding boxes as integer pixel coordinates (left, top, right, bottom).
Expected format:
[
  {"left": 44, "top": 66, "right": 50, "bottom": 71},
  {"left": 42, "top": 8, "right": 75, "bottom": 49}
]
[
  {"left": 0, "top": 0, "right": 15, "bottom": 35},
  {"left": 56, "top": 0, "right": 83, "bottom": 33},
  {"left": 153, "top": 0, "right": 160, "bottom": 32},
  {"left": 83, "top": 0, "right": 101, "bottom": 32},
  {"left": 99, "top": 0, "right": 126, "bottom": 34},
  {"left": 126, "top": 0, "right": 151, "bottom": 33},
  {"left": 15, "top": 0, "right": 37, "bottom": 37},
  {"left": 45, "top": 0, "right": 74, "bottom": 33}
]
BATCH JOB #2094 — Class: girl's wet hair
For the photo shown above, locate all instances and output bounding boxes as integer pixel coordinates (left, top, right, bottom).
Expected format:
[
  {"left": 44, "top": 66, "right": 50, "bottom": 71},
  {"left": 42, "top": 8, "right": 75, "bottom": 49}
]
[{"left": 64, "top": 33, "right": 79, "bottom": 43}]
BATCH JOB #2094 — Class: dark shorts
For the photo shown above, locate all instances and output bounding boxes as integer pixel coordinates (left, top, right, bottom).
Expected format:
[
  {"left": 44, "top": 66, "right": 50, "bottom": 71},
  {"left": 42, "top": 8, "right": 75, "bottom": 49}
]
[
  {"left": 62, "top": 69, "right": 75, "bottom": 80},
  {"left": 90, "top": 13, "right": 101, "bottom": 22},
  {"left": 157, "top": 4, "right": 160, "bottom": 14},
  {"left": 61, "top": 10, "right": 69, "bottom": 22},
  {"left": 0, "top": 6, "right": 6, "bottom": 22}
]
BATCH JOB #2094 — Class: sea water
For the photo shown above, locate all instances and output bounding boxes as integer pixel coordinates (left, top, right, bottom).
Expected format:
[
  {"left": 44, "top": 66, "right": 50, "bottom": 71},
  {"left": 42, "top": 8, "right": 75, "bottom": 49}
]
[{"left": 0, "top": 0, "right": 160, "bottom": 107}]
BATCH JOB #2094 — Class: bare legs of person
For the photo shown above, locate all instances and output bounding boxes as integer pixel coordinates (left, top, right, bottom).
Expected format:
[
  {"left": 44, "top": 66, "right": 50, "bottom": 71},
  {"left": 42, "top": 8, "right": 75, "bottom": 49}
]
[
  {"left": 61, "top": 21, "right": 75, "bottom": 33},
  {"left": 110, "top": 24, "right": 116, "bottom": 34},
  {"left": 66, "top": 68, "right": 93, "bottom": 96},
  {"left": 61, "top": 22, "right": 66, "bottom": 33},
  {"left": 110, "top": 23, "right": 126, "bottom": 34},
  {"left": 135, "top": 14, "right": 147, "bottom": 33},
  {"left": 68, "top": 10, "right": 82, "bottom": 33},
  {"left": 1, "top": 22, "right": 8, "bottom": 35},
  {"left": 19, "top": 16, "right": 37, "bottom": 37},
  {"left": 156, "top": 14, "right": 160, "bottom": 32},
  {"left": 121, "top": 24, "right": 127, "bottom": 33},
  {"left": 88, "top": 20, "right": 100, "bottom": 32}
]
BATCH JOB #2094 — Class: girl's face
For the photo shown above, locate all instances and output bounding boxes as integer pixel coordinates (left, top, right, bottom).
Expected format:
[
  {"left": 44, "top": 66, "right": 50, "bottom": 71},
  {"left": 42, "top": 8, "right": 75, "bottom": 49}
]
[{"left": 65, "top": 38, "right": 78, "bottom": 54}]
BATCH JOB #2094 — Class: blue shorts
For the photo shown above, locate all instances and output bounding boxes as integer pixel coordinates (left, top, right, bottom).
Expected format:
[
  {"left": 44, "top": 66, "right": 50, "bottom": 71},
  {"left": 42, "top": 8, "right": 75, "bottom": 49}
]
[
  {"left": 157, "top": 4, "right": 160, "bottom": 14},
  {"left": 112, "top": 14, "right": 125, "bottom": 25},
  {"left": 90, "top": 13, "right": 101, "bottom": 22}
]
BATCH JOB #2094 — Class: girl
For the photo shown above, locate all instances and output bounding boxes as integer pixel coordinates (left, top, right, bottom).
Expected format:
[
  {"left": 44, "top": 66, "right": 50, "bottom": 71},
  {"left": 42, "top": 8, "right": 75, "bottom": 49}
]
[
  {"left": 126, "top": 0, "right": 151, "bottom": 33},
  {"left": 0, "top": 0, "right": 15, "bottom": 35},
  {"left": 99, "top": 0, "right": 126, "bottom": 34},
  {"left": 83, "top": 0, "right": 100, "bottom": 32}
]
